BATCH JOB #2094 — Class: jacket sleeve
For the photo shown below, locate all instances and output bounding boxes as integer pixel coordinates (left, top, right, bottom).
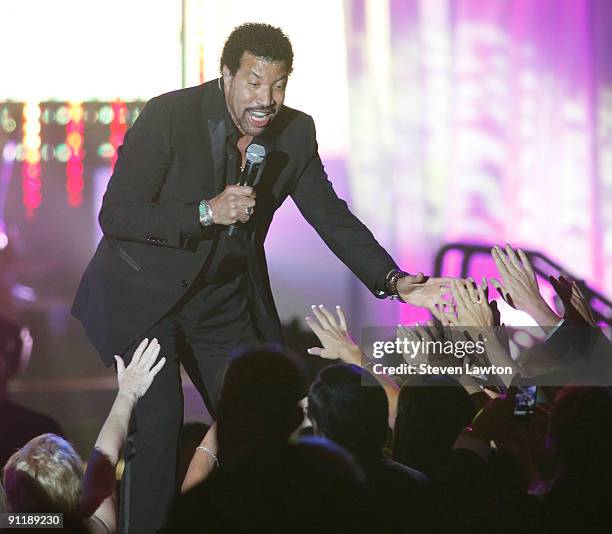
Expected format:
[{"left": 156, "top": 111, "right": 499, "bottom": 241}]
[
  {"left": 289, "top": 115, "right": 398, "bottom": 297},
  {"left": 98, "top": 96, "right": 203, "bottom": 248}
]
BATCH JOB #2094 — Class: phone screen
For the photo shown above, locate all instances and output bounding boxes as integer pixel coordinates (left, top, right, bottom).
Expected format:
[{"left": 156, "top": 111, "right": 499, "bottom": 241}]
[{"left": 514, "top": 385, "right": 537, "bottom": 416}]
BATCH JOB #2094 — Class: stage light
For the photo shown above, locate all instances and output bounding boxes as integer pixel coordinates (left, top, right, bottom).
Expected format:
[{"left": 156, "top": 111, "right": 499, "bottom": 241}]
[
  {"left": 22, "top": 101, "right": 42, "bottom": 218},
  {"left": 66, "top": 101, "right": 85, "bottom": 207}
]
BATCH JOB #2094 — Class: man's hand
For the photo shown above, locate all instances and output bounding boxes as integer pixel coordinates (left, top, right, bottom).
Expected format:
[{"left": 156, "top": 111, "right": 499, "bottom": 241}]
[
  {"left": 209, "top": 185, "right": 256, "bottom": 225},
  {"left": 490, "top": 244, "right": 560, "bottom": 327},
  {"left": 305, "top": 304, "right": 361, "bottom": 364},
  {"left": 114, "top": 338, "right": 166, "bottom": 401},
  {"left": 396, "top": 274, "right": 453, "bottom": 309}
]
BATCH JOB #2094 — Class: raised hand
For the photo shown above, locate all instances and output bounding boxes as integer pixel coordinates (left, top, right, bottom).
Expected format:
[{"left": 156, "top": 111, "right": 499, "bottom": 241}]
[
  {"left": 490, "top": 245, "right": 560, "bottom": 327},
  {"left": 549, "top": 275, "right": 597, "bottom": 327},
  {"left": 305, "top": 305, "right": 361, "bottom": 363},
  {"left": 114, "top": 338, "right": 166, "bottom": 400},
  {"left": 450, "top": 278, "right": 494, "bottom": 328}
]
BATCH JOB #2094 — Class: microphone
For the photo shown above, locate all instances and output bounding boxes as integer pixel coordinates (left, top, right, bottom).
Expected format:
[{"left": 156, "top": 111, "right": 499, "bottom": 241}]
[{"left": 228, "top": 142, "right": 266, "bottom": 236}]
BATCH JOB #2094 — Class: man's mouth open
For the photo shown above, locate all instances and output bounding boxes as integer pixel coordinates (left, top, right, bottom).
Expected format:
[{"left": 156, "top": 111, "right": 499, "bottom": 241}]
[{"left": 247, "top": 109, "right": 274, "bottom": 128}]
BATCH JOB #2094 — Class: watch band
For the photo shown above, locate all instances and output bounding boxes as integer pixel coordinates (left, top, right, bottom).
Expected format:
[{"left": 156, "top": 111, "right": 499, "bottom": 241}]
[
  {"left": 199, "top": 199, "right": 215, "bottom": 227},
  {"left": 385, "top": 268, "right": 409, "bottom": 297}
]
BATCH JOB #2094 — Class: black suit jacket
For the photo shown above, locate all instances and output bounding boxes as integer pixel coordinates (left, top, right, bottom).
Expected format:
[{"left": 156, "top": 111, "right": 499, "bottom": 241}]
[{"left": 72, "top": 79, "right": 397, "bottom": 365}]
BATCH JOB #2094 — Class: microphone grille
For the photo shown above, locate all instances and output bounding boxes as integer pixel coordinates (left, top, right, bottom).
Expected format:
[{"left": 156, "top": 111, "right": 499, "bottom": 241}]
[{"left": 246, "top": 143, "right": 266, "bottom": 164}]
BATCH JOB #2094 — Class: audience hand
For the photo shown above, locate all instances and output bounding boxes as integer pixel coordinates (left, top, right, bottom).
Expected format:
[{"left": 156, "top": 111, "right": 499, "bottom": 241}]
[
  {"left": 450, "top": 278, "right": 494, "bottom": 328},
  {"left": 114, "top": 338, "right": 166, "bottom": 401},
  {"left": 305, "top": 305, "right": 361, "bottom": 364},
  {"left": 549, "top": 275, "right": 597, "bottom": 327},
  {"left": 490, "top": 245, "right": 560, "bottom": 327}
]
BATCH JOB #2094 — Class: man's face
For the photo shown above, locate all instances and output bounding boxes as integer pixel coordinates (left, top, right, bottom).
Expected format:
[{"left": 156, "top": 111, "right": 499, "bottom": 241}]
[{"left": 223, "top": 52, "right": 288, "bottom": 136}]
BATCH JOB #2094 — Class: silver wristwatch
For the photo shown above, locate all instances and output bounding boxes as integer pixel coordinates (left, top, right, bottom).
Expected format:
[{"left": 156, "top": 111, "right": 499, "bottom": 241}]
[{"left": 199, "top": 199, "right": 214, "bottom": 227}]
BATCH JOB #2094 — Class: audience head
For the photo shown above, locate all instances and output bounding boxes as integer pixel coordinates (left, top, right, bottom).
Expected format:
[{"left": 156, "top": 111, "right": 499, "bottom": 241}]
[
  {"left": 216, "top": 345, "right": 305, "bottom": 463},
  {"left": 392, "top": 375, "right": 476, "bottom": 477},
  {"left": 307, "top": 363, "right": 389, "bottom": 462},
  {"left": 2, "top": 433, "right": 83, "bottom": 513},
  {"left": 548, "top": 385, "right": 612, "bottom": 481},
  {"left": 170, "top": 437, "right": 372, "bottom": 533}
]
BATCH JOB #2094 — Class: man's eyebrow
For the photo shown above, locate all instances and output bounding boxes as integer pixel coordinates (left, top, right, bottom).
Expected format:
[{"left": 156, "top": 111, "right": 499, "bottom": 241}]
[{"left": 249, "top": 70, "right": 288, "bottom": 83}]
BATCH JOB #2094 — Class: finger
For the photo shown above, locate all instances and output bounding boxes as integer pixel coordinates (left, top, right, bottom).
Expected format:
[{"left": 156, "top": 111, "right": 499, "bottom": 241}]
[
  {"left": 490, "top": 278, "right": 507, "bottom": 300},
  {"left": 476, "top": 282, "right": 487, "bottom": 303},
  {"left": 335, "top": 306, "right": 348, "bottom": 331},
  {"left": 307, "top": 347, "right": 324, "bottom": 357},
  {"left": 304, "top": 316, "right": 325, "bottom": 339},
  {"left": 517, "top": 249, "right": 535, "bottom": 277},
  {"left": 131, "top": 338, "right": 149, "bottom": 364},
  {"left": 114, "top": 355, "right": 125, "bottom": 375},
  {"left": 491, "top": 246, "right": 513, "bottom": 279},
  {"left": 504, "top": 244, "right": 523, "bottom": 271},
  {"left": 310, "top": 305, "right": 332, "bottom": 330},
  {"left": 237, "top": 197, "right": 256, "bottom": 208},
  {"left": 150, "top": 356, "right": 167, "bottom": 377},
  {"left": 230, "top": 185, "right": 253, "bottom": 196},
  {"left": 451, "top": 279, "right": 471, "bottom": 309},
  {"left": 465, "top": 277, "right": 478, "bottom": 302},
  {"left": 318, "top": 305, "right": 338, "bottom": 330},
  {"left": 142, "top": 341, "right": 161, "bottom": 368}
]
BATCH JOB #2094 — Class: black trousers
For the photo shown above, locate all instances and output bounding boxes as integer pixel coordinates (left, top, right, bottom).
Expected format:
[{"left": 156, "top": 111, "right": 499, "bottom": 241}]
[{"left": 118, "top": 274, "right": 259, "bottom": 533}]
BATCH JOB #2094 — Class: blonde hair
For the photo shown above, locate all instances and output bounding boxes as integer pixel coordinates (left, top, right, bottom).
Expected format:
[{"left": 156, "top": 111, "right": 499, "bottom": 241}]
[{"left": 3, "top": 433, "right": 84, "bottom": 513}]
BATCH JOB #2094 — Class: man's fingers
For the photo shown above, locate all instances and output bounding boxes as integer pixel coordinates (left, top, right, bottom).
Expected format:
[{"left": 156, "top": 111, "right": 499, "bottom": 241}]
[
  {"left": 227, "top": 185, "right": 253, "bottom": 196},
  {"left": 307, "top": 347, "right": 323, "bottom": 357}
]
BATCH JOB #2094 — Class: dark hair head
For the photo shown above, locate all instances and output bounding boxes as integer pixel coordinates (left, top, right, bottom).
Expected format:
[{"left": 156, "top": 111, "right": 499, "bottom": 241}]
[
  {"left": 308, "top": 364, "right": 388, "bottom": 461},
  {"left": 392, "top": 375, "right": 476, "bottom": 477},
  {"left": 548, "top": 385, "right": 612, "bottom": 480},
  {"left": 168, "top": 438, "right": 374, "bottom": 533},
  {"left": 220, "top": 22, "right": 294, "bottom": 75},
  {"left": 216, "top": 346, "right": 305, "bottom": 463}
]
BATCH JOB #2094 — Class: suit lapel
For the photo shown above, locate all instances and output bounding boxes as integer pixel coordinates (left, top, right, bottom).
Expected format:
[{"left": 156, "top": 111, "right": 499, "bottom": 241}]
[{"left": 207, "top": 117, "right": 226, "bottom": 195}]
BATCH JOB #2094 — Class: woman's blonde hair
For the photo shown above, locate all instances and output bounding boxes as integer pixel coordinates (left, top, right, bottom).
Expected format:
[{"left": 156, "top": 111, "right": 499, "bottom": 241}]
[{"left": 3, "top": 433, "right": 84, "bottom": 513}]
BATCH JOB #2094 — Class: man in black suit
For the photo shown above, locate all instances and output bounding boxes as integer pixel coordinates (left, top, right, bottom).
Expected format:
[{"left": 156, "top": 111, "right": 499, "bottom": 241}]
[{"left": 73, "top": 23, "right": 449, "bottom": 532}]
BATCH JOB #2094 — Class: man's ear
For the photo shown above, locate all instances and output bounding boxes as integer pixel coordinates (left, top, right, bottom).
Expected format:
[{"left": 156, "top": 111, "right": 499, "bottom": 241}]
[{"left": 222, "top": 65, "right": 233, "bottom": 84}]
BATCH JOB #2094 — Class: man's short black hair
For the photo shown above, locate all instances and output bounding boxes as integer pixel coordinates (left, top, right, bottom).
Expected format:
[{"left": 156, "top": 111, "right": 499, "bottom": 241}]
[{"left": 220, "top": 22, "right": 294, "bottom": 75}]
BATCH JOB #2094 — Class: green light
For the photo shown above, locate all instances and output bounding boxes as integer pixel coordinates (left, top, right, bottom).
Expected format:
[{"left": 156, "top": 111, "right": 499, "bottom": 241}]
[
  {"left": 98, "top": 106, "right": 114, "bottom": 124},
  {"left": 97, "top": 142, "right": 115, "bottom": 158},
  {"left": 55, "top": 106, "right": 70, "bottom": 125},
  {"left": 55, "top": 143, "right": 70, "bottom": 162},
  {"left": 41, "top": 108, "right": 52, "bottom": 124}
]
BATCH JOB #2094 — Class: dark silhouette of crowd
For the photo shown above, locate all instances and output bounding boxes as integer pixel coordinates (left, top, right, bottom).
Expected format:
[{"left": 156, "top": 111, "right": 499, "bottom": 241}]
[{"left": 2, "top": 244, "right": 611, "bottom": 533}]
